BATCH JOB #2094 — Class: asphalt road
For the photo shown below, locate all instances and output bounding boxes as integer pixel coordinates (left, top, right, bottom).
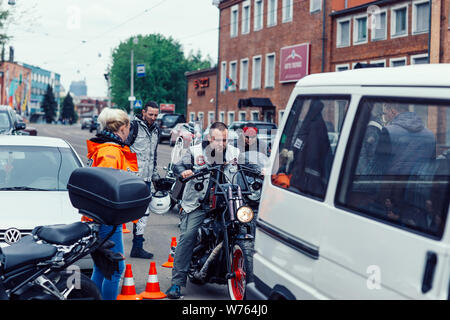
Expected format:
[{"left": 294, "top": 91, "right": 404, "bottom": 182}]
[{"left": 31, "top": 123, "right": 229, "bottom": 300}]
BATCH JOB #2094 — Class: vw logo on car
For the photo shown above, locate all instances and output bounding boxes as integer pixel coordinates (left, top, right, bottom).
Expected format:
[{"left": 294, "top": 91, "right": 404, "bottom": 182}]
[{"left": 4, "top": 228, "right": 22, "bottom": 245}]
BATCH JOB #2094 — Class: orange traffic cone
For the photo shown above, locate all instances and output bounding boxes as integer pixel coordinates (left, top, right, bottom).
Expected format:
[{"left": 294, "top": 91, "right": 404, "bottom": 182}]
[
  {"left": 122, "top": 223, "right": 131, "bottom": 234},
  {"left": 139, "top": 262, "right": 167, "bottom": 299},
  {"left": 117, "top": 264, "right": 142, "bottom": 300},
  {"left": 162, "top": 237, "right": 177, "bottom": 268}
]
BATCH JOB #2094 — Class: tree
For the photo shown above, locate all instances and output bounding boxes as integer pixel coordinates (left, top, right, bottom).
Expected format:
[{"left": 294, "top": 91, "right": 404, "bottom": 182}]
[
  {"left": 61, "top": 94, "right": 77, "bottom": 124},
  {"left": 110, "top": 34, "right": 212, "bottom": 114},
  {"left": 41, "top": 85, "right": 57, "bottom": 124}
]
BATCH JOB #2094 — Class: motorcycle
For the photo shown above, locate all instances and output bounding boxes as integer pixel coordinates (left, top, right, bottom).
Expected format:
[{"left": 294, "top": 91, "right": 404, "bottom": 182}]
[
  {"left": 0, "top": 167, "right": 150, "bottom": 300},
  {"left": 182, "top": 163, "right": 263, "bottom": 300}
]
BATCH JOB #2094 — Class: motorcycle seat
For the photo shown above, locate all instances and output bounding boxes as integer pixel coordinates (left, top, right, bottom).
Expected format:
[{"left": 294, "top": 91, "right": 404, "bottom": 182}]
[
  {"left": 1, "top": 236, "right": 57, "bottom": 273},
  {"left": 33, "top": 222, "right": 91, "bottom": 246}
]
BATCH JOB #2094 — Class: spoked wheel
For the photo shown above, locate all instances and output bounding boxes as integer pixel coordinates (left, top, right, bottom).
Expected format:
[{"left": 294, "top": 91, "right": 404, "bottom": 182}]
[{"left": 227, "top": 241, "right": 253, "bottom": 300}]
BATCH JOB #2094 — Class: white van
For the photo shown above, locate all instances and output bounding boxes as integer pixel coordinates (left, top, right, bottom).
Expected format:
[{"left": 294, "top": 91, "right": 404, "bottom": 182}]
[{"left": 247, "top": 64, "right": 450, "bottom": 300}]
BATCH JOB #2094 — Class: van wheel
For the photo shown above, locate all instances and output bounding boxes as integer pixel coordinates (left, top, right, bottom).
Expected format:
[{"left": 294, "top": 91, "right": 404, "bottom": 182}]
[{"left": 227, "top": 240, "right": 254, "bottom": 300}]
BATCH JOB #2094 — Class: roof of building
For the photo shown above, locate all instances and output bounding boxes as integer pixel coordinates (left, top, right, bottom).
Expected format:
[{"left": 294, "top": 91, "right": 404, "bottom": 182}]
[{"left": 296, "top": 64, "right": 450, "bottom": 88}]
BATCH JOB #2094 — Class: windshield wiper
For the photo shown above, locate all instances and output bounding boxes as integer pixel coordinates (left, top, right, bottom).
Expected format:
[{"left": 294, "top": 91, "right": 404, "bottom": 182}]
[{"left": 0, "top": 186, "right": 54, "bottom": 191}]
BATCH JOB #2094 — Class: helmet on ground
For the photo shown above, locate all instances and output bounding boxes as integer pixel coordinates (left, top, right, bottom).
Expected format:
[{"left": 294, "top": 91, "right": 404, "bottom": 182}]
[{"left": 149, "top": 190, "right": 171, "bottom": 215}]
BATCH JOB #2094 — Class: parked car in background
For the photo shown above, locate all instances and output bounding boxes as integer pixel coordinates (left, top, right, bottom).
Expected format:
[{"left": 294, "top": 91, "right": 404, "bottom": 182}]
[
  {"left": 157, "top": 113, "right": 186, "bottom": 143},
  {"left": 81, "top": 117, "right": 91, "bottom": 130},
  {"left": 248, "top": 64, "right": 450, "bottom": 300},
  {"left": 169, "top": 122, "right": 202, "bottom": 147},
  {"left": 0, "top": 105, "right": 26, "bottom": 135},
  {"left": 0, "top": 135, "right": 92, "bottom": 273},
  {"left": 228, "top": 121, "right": 278, "bottom": 152},
  {"left": 89, "top": 115, "right": 100, "bottom": 133}
]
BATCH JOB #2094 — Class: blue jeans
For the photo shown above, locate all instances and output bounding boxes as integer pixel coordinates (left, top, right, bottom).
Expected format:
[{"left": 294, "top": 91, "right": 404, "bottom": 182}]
[{"left": 91, "top": 224, "right": 125, "bottom": 300}]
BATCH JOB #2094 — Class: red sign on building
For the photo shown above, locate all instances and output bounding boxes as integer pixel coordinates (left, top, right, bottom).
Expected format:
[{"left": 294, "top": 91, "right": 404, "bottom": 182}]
[
  {"left": 279, "top": 43, "right": 310, "bottom": 83},
  {"left": 160, "top": 103, "right": 175, "bottom": 113}
]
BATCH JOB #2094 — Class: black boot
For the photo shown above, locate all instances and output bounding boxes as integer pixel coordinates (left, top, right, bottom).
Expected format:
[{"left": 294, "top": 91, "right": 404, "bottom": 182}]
[{"left": 130, "top": 235, "right": 154, "bottom": 259}]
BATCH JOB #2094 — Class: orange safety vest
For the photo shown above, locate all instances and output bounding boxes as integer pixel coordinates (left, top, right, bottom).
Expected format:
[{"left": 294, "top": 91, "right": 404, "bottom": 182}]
[{"left": 82, "top": 140, "right": 140, "bottom": 223}]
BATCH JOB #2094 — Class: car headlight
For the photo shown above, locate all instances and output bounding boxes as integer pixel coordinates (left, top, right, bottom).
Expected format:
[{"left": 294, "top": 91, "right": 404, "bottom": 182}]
[{"left": 236, "top": 206, "right": 254, "bottom": 223}]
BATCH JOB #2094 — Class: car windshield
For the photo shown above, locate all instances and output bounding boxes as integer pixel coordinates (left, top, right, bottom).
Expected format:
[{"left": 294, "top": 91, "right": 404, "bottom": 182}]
[
  {"left": 161, "top": 115, "right": 179, "bottom": 127},
  {"left": 0, "top": 112, "right": 11, "bottom": 131},
  {"left": 254, "top": 123, "right": 277, "bottom": 133},
  {"left": 0, "top": 146, "right": 81, "bottom": 191}
]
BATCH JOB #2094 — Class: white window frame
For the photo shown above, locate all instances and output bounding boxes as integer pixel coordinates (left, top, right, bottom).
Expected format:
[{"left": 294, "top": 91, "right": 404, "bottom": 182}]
[
  {"left": 391, "top": 3, "right": 409, "bottom": 39},
  {"left": 220, "top": 61, "right": 227, "bottom": 92},
  {"left": 240, "top": 58, "right": 249, "bottom": 91},
  {"left": 336, "top": 17, "right": 351, "bottom": 48},
  {"left": 219, "top": 111, "right": 225, "bottom": 123},
  {"left": 208, "top": 111, "right": 215, "bottom": 126},
  {"left": 239, "top": 111, "right": 247, "bottom": 121},
  {"left": 353, "top": 13, "right": 368, "bottom": 45},
  {"left": 252, "top": 55, "right": 262, "bottom": 90},
  {"left": 229, "top": 60, "right": 238, "bottom": 92},
  {"left": 282, "top": 0, "right": 293, "bottom": 23},
  {"left": 278, "top": 109, "right": 285, "bottom": 125},
  {"left": 352, "top": 61, "right": 367, "bottom": 69},
  {"left": 198, "top": 112, "right": 204, "bottom": 125},
  {"left": 310, "top": 0, "right": 322, "bottom": 13},
  {"left": 254, "top": 0, "right": 264, "bottom": 31},
  {"left": 230, "top": 4, "right": 239, "bottom": 38},
  {"left": 389, "top": 56, "right": 408, "bottom": 67},
  {"left": 265, "top": 52, "right": 276, "bottom": 88},
  {"left": 370, "top": 59, "right": 386, "bottom": 67},
  {"left": 411, "top": 53, "right": 429, "bottom": 64},
  {"left": 335, "top": 63, "right": 350, "bottom": 71},
  {"left": 412, "top": 0, "right": 430, "bottom": 35},
  {"left": 251, "top": 111, "right": 259, "bottom": 121},
  {"left": 190, "top": 112, "right": 195, "bottom": 123},
  {"left": 241, "top": 0, "right": 251, "bottom": 35},
  {"left": 370, "top": 9, "right": 387, "bottom": 41},
  {"left": 228, "top": 111, "right": 235, "bottom": 126},
  {"left": 267, "top": 0, "right": 278, "bottom": 27}
]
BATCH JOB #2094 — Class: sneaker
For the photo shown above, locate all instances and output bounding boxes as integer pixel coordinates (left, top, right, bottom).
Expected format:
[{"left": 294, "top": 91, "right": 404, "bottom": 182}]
[{"left": 166, "top": 284, "right": 181, "bottom": 299}]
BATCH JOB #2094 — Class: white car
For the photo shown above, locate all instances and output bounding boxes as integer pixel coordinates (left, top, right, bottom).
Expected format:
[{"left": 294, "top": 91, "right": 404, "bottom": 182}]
[{"left": 0, "top": 135, "right": 92, "bottom": 271}]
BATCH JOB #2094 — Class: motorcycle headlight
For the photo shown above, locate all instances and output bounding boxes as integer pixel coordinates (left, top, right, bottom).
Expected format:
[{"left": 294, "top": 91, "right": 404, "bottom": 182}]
[{"left": 236, "top": 206, "right": 254, "bottom": 223}]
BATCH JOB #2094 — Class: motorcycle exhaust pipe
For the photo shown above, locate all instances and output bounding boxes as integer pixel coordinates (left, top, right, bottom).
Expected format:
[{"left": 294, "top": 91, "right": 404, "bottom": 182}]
[{"left": 193, "top": 241, "right": 224, "bottom": 282}]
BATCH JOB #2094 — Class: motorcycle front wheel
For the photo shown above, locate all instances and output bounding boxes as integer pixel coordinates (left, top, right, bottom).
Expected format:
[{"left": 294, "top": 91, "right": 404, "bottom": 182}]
[{"left": 227, "top": 240, "right": 253, "bottom": 300}]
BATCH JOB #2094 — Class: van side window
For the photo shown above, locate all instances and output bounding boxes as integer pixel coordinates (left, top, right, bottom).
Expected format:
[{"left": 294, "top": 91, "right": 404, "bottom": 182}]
[
  {"left": 336, "top": 97, "right": 450, "bottom": 239},
  {"left": 272, "top": 96, "right": 350, "bottom": 200}
]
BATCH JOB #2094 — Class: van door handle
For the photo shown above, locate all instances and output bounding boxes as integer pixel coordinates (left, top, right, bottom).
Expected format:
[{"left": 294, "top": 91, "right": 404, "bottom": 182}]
[{"left": 421, "top": 251, "right": 437, "bottom": 294}]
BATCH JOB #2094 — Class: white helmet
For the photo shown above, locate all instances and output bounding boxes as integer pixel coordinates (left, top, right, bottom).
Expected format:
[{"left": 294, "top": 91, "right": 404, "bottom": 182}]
[{"left": 149, "top": 191, "right": 171, "bottom": 215}]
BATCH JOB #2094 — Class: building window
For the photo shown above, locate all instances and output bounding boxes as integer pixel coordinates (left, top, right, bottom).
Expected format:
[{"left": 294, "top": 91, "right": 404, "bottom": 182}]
[
  {"left": 208, "top": 111, "right": 215, "bottom": 126},
  {"left": 412, "top": 0, "right": 430, "bottom": 34},
  {"left": 240, "top": 58, "right": 249, "bottom": 90},
  {"left": 353, "top": 14, "right": 368, "bottom": 45},
  {"left": 242, "top": 1, "right": 251, "bottom": 35},
  {"left": 337, "top": 18, "right": 351, "bottom": 48},
  {"left": 239, "top": 111, "right": 247, "bottom": 121},
  {"left": 220, "top": 111, "right": 225, "bottom": 123},
  {"left": 231, "top": 5, "right": 239, "bottom": 38},
  {"left": 390, "top": 57, "right": 407, "bottom": 67},
  {"left": 282, "top": 0, "right": 293, "bottom": 22},
  {"left": 310, "top": 0, "right": 321, "bottom": 13},
  {"left": 198, "top": 112, "right": 204, "bottom": 125},
  {"left": 265, "top": 53, "right": 276, "bottom": 88},
  {"left": 391, "top": 4, "right": 408, "bottom": 38},
  {"left": 229, "top": 60, "right": 238, "bottom": 92},
  {"left": 251, "top": 111, "right": 259, "bottom": 121},
  {"left": 352, "top": 61, "right": 367, "bottom": 69},
  {"left": 254, "top": 0, "right": 264, "bottom": 31},
  {"left": 370, "top": 59, "right": 386, "bottom": 67},
  {"left": 411, "top": 53, "right": 429, "bottom": 64},
  {"left": 267, "top": 0, "right": 277, "bottom": 27},
  {"left": 371, "top": 10, "right": 387, "bottom": 41},
  {"left": 190, "top": 112, "right": 195, "bottom": 123},
  {"left": 278, "top": 109, "right": 285, "bottom": 125},
  {"left": 252, "top": 55, "right": 262, "bottom": 90},
  {"left": 228, "top": 111, "right": 235, "bottom": 125},
  {"left": 335, "top": 64, "right": 350, "bottom": 71},
  {"left": 220, "top": 61, "right": 227, "bottom": 92}
]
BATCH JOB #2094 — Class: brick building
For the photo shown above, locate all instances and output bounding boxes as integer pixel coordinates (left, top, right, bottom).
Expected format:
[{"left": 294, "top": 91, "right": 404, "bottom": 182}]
[
  {"left": 185, "top": 67, "right": 217, "bottom": 129},
  {"left": 186, "top": 0, "right": 449, "bottom": 127}
]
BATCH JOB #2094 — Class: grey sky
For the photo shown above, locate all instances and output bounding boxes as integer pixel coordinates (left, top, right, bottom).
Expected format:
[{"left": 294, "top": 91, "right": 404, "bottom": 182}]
[{"left": 7, "top": 0, "right": 219, "bottom": 97}]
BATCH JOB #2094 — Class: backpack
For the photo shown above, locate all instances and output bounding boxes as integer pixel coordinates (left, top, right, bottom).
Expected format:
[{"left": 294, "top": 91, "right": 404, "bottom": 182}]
[{"left": 126, "top": 120, "right": 139, "bottom": 146}]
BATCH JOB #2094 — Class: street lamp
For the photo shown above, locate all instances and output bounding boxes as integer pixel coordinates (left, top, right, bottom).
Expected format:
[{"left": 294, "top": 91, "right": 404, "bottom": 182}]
[{"left": 129, "top": 37, "right": 138, "bottom": 113}]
